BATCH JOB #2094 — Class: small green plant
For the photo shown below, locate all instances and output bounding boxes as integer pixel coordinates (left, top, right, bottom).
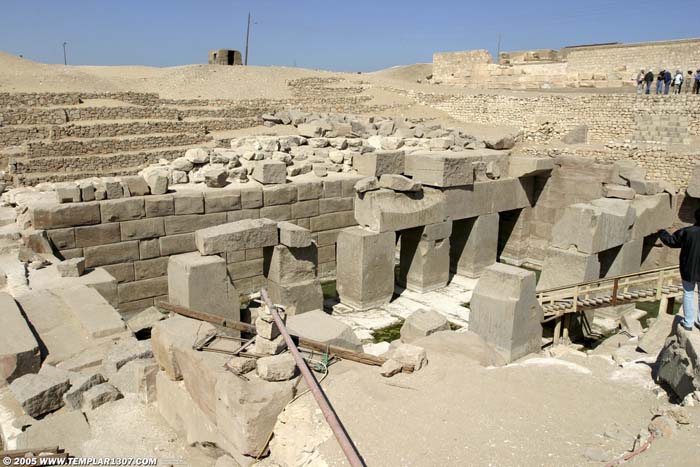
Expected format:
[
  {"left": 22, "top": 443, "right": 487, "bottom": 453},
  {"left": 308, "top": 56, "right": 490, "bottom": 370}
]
[{"left": 373, "top": 321, "right": 404, "bottom": 343}]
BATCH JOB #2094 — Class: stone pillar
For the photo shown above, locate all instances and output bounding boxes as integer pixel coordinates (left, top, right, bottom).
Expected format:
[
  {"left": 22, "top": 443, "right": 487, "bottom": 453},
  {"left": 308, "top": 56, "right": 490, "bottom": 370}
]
[
  {"left": 450, "top": 213, "right": 498, "bottom": 278},
  {"left": 336, "top": 226, "right": 395, "bottom": 311},
  {"left": 263, "top": 243, "right": 323, "bottom": 315},
  {"left": 398, "top": 222, "right": 451, "bottom": 293},
  {"left": 168, "top": 252, "right": 240, "bottom": 321},
  {"left": 470, "top": 263, "right": 543, "bottom": 363}
]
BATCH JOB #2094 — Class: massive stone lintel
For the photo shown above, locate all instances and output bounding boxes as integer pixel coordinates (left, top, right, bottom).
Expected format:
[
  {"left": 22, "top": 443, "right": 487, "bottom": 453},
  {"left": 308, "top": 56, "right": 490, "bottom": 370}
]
[
  {"left": 195, "top": 218, "right": 278, "bottom": 255},
  {"left": 404, "top": 151, "right": 475, "bottom": 187},
  {"left": 444, "top": 178, "right": 532, "bottom": 220},
  {"left": 398, "top": 227, "right": 450, "bottom": 293},
  {"left": 550, "top": 198, "right": 635, "bottom": 254},
  {"left": 354, "top": 187, "right": 446, "bottom": 233},
  {"left": 450, "top": 214, "right": 498, "bottom": 278},
  {"left": 336, "top": 227, "right": 395, "bottom": 311},
  {"left": 470, "top": 263, "right": 543, "bottom": 363},
  {"left": 537, "top": 246, "right": 601, "bottom": 290},
  {"left": 353, "top": 150, "right": 405, "bottom": 177},
  {"left": 168, "top": 252, "right": 241, "bottom": 321}
]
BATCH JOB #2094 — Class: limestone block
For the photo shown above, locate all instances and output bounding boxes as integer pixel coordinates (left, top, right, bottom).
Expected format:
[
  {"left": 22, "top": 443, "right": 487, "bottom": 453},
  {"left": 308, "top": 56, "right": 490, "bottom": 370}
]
[
  {"left": 354, "top": 177, "right": 380, "bottom": 194},
  {"left": 550, "top": 198, "right": 635, "bottom": 254},
  {"left": 615, "top": 160, "right": 646, "bottom": 183},
  {"left": 168, "top": 252, "right": 241, "bottom": 321},
  {"left": 52, "top": 285, "right": 126, "bottom": 338},
  {"left": 444, "top": 179, "right": 532, "bottom": 220},
  {"left": 203, "top": 166, "right": 228, "bottom": 188},
  {"left": 126, "top": 306, "right": 167, "bottom": 335},
  {"left": 84, "top": 241, "right": 139, "bottom": 268},
  {"left": 404, "top": 151, "right": 475, "bottom": 187},
  {"left": 599, "top": 239, "right": 643, "bottom": 278},
  {"left": 15, "top": 410, "right": 92, "bottom": 456},
  {"left": 104, "top": 179, "right": 123, "bottom": 199},
  {"left": 388, "top": 343, "right": 428, "bottom": 370},
  {"left": 277, "top": 221, "right": 312, "bottom": 248},
  {"left": 31, "top": 203, "right": 101, "bottom": 229},
  {"left": 353, "top": 150, "right": 405, "bottom": 177},
  {"left": 450, "top": 214, "right": 498, "bottom": 278},
  {"left": 483, "top": 131, "right": 516, "bottom": 150},
  {"left": 57, "top": 257, "right": 85, "bottom": 277},
  {"left": 286, "top": 309, "right": 363, "bottom": 352},
  {"left": 354, "top": 187, "right": 446, "bottom": 233},
  {"left": 631, "top": 194, "right": 673, "bottom": 239},
  {"left": 508, "top": 157, "right": 554, "bottom": 178},
  {"left": 185, "top": 147, "right": 211, "bottom": 164},
  {"left": 100, "top": 198, "right": 145, "bottom": 223},
  {"left": 400, "top": 309, "right": 450, "bottom": 343},
  {"left": 141, "top": 167, "right": 169, "bottom": 195},
  {"left": 398, "top": 228, "right": 450, "bottom": 293},
  {"left": 255, "top": 334, "right": 287, "bottom": 355},
  {"left": 422, "top": 221, "right": 452, "bottom": 241},
  {"left": 0, "top": 293, "right": 40, "bottom": 383},
  {"left": 159, "top": 233, "right": 196, "bottom": 256},
  {"left": 10, "top": 365, "right": 71, "bottom": 417},
  {"left": 686, "top": 164, "right": 700, "bottom": 198},
  {"left": 336, "top": 227, "right": 394, "bottom": 311},
  {"left": 656, "top": 325, "right": 700, "bottom": 400},
  {"left": 267, "top": 279, "right": 323, "bottom": 315},
  {"left": 263, "top": 244, "right": 317, "bottom": 285},
  {"left": 256, "top": 354, "right": 297, "bottom": 382},
  {"left": 195, "top": 218, "right": 278, "bottom": 255},
  {"left": 120, "top": 217, "right": 165, "bottom": 241},
  {"left": 604, "top": 184, "right": 635, "bottom": 200},
  {"left": 174, "top": 344, "right": 229, "bottom": 420},
  {"left": 151, "top": 315, "right": 216, "bottom": 380},
  {"left": 173, "top": 192, "right": 204, "bottom": 215},
  {"left": 537, "top": 247, "right": 601, "bottom": 290},
  {"left": 100, "top": 339, "right": 153, "bottom": 380},
  {"left": 470, "top": 263, "right": 542, "bottom": 363},
  {"left": 204, "top": 191, "right": 242, "bottom": 214},
  {"left": 80, "top": 182, "right": 96, "bottom": 202},
  {"left": 379, "top": 174, "right": 422, "bottom": 192},
  {"left": 55, "top": 183, "right": 81, "bottom": 203},
  {"left": 74, "top": 223, "right": 120, "bottom": 247},
  {"left": 82, "top": 382, "right": 122, "bottom": 410},
  {"left": 110, "top": 358, "right": 158, "bottom": 403},
  {"left": 120, "top": 176, "right": 150, "bottom": 196},
  {"left": 63, "top": 372, "right": 106, "bottom": 409},
  {"left": 252, "top": 160, "right": 287, "bottom": 184}
]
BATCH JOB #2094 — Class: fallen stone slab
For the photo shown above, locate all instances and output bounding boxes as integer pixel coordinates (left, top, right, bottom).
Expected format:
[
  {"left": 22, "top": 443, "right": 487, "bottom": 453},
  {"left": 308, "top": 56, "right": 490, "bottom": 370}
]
[
  {"left": 100, "top": 339, "right": 153, "bottom": 380},
  {"left": 63, "top": 371, "right": 107, "bottom": 410},
  {"left": 126, "top": 306, "right": 168, "bottom": 336},
  {"left": 110, "top": 358, "right": 158, "bottom": 403},
  {"left": 286, "top": 309, "right": 363, "bottom": 352},
  {"left": 10, "top": 365, "right": 71, "bottom": 417},
  {"left": 256, "top": 354, "right": 297, "bottom": 382},
  {"left": 195, "top": 218, "right": 278, "bottom": 255},
  {"left": 400, "top": 309, "right": 450, "bottom": 343},
  {"left": 52, "top": 285, "right": 126, "bottom": 339},
  {"left": 56, "top": 257, "right": 85, "bottom": 277},
  {"left": 151, "top": 315, "right": 216, "bottom": 380},
  {"left": 354, "top": 176, "right": 380, "bottom": 194},
  {"left": 0, "top": 292, "right": 40, "bottom": 383},
  {"left": 82, "top": 382, "right": 123, "bottom": 410},
  {"left": 656, "top": 321, "right": 700, "bottom": 400},
  {"left": 379, "top": 174, "right": 422, "bottom": 192},
  {"left": 603, "top": 184, "right": 635, "bottom": 200},
  {"left": 15, "top": 409, "right": 92, "bottom": 457}
]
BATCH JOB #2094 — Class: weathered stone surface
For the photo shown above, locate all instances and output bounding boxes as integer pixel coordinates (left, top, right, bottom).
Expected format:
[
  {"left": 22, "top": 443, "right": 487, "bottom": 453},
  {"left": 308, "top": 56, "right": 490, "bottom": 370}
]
[
  {"left": 508, "top": 157, "right": 555, "bottom": 178},
  {"left": 656, "top": 323, "right": 700, "bottom": 400},
  {"left": 277, "top": 221, "right": 312, "bottom": 248},
  {"left": 255, "top": 334, "right": 287, "bottom": 355},
  {"left": 225, "top": 356, "right": 257, "bottom": 375},
  {"left": 388, "top": 343, "right": 428, "bottom": 370},
  {"left": 353, "top": 150, "right": 405, "bottom": 177},
  {"left": 638, "top": 305, "right": 674, "bottom": 354},
  {"left": 604, "top": 184, "right": 635, "bottom": 200},
  {"left": 252, "top": 160, "right": 287, "bottom": 184},
  {"left": 195, "top": 218, "right": 278, "bottom": 255},
  {"left": 0, "top": 293, "right": 40, "bottom": 383},
  {"left": 31, "top": 202, "right": 101, "bottom": 229},
  {"left": 82, "top": 382, "right": 123, "bottom": 410},
  {"left": 84, "top": 241, "right": 140, "bottom": 267},
  {"left": 141, "top": 166, "right": 169, "bottom": 195},
  {"left": 57, "top": 257, "right": 85, "bottom": 277},
  {"left": 336, "top": 227, "right": 394, "bottom": 311},
  {"left": 405, "top": 151, "right": 475, "bottom": 187},
  {"left": 204, "top": 191, "right": 242, "bottom": 214},
  {"left": 10, "top": 365, "right": 71, "bottom": 417},
  {"left": 264, "top": 243, "right": 317, "bottom": 285},
  {"left": 267, "top": 279, "right": 323, "bottom": 315},
  {"left": 538, "top": 247, "right": 600, "bottom": 290},
  {"left": 287, "top": 309, "right": 363, "bottom": 352},
  {"left": 55, "top": 182, "right": 81, "bottom": 203},
  {"left": 355, "top": 187, "right": 446, "bottom": 233},
  {"left": 551, "top": 198, "right": 635, "bottom": 254},
  {"left": 120, "top": 176, "right": 150, "bottom": 196},
  {"left": 450, "top": 214, "right": 498, "bottom": 278},
  {"left": 629, "top": 179, "right": 660, "bottom": 196},
  {"left": 126, "top": 306, "right": 168, "bottom": 335},
  {"left": 63, "top": 371, "right": 106, "bottom": 409},
  {"left": 151, "top": 315, "right": 216, "bottom": 380},
  {"left": 203, "top": 166, "right": 229, "bottom": 188},
  {"left": 120, "top": 217, "right": 165, "bottom": 240},
  {"left": 15, "top": 409, "right": 92, "bottom": 456},
  {"left": 631, "top": 193, "right": 673, "bottom": 239},
  {"left": 686, "top": 163, "right": 700, "bottom": 198},
  {"left": 100, "top": 198, "right": 145, "bottom": 223},
  {"left": 168, "top": 252, "right": 240, "bottom": 321},
  {"left": 100, "top": 339, "right": 153, "bottom": 380},
  {"left": 470, "top": 263, "right": 543, "bottom": 363},
  {"left": 256, "top": 354, "right": 297, "bottom": 382},
  {"left": 379, "top": 174, "right": 422, "bottom": 192},
  {"left": 380, "top": 359, "right": 404, "bottom": 377},
  {"left": 398, "top": 227, "right": 450, "bottom": 292},
  {"left": 52, "top": 285, "right": 126, "bottom": 339},
  {"left": 185, "top": 147, "right": 211, "bottom": 164},
  {"left": 173, "top": 192, "right": 204, "bottom": 215},
  {"left": 400, "top": 309, "right": 450, "bottom": 343},
  {"left": 443, "top": 179, "right": 533, "bottom": 220},
  {"left": 110, "top": 358, "right": 158, "bottom": 403},
  {"left": 599, "top": 239, "right": 643, "bottom": 278},
  {"left": 483, "top": 131, "right": 516, "bottom": 150},
  {"left": 354, "top": 176, "right": 380, "bottom": 194},
  {"left": 421, "top": 221, "right": 452, "bottom": 241},
  {"left": 615, "top": 160, "right": 647, "bottom": 183}
]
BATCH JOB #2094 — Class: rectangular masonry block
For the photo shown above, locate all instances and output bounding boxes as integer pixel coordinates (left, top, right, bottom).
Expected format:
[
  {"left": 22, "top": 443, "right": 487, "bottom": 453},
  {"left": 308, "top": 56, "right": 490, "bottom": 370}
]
[
  {"left": 120, "top": 218, "right": 165, "bottom": 241},
  {"left": 0, "top": 293, "right": 40, "bottom": 383},
  {"left": 118, "top": 276, "right": 169, "bottom": 303},
  {"left": 263, "top": 184, "right": 297, "bottom": 206},
  {"left": 145, "top": 195, "right": 175, "bottom": 218},
  {"left": 163, "top": 213, "right": 227, "bottom": 235},
  {"left": 319, "top": 197, "right": 353, "bottom": 214},
  {"left": 59, "top": 248, "right": 83, "bottom": 260},
  {"left": 291, "top": 200, "right": 320, "bottom": 219},
  {"left": 159, "top": 233, "right": 197, "bottom": 256},
  {"left": 267, "top": 279, "right": 323, "bottom": 316},
  {"left": 227, "top": 209, "right": 260, "bottom": 223},
  {"left": 398, "top": 228, "right": 450, "bottom": 293},
  {"left": 310, "top": 211, "right": 356, "bottom": 232},
  {"left": 278, "top": 221, "right": 312, "bottom": 248},
  {"left": 84, "top": 241, "right": 140, "bottom": 268},
  {"left": 404, "top": 151, "right": 475, "bottom": 187},
  {"left": 450, "top": 214, "right": 498, "bottom": 278},
  {"left": 316, "top": 229, "right": 342, "bottom": 247},
  {"left": 537, "top": 247, "right": 601, "bottom": 291},
  {"left": 238, "top": 186, "right": 263, "bottom": 209},
  {"left": 139, "top": 239, "right": 160, "bottom": 259},
  {"left": 47, "top": 228, "right": 75, "bottom": 250},
  {"left": 252, "top": 160, "right": 287, "bottom": 184},
  {"left": 173, "top": 192, "right": 204, "bottom": 215},
  {"left": 260, "top": 205, "right": 291, "bottom": 222},
  {"left": 354, "top": 188, "right": 446, "bottom": 233},
  {"left": 75, "top": 223, "right": 121, "bottom": 248},
  {"left": 134, "top": 257, "right": 169, "bottom": 280},
  {"left": 226, "top": 259, "right": 264, "bottom": 280},
  {"left": 353, "top": 150, "right": 405, "bottom": 177},
  {"left": 264, "top": 244, "right": 317, "bottom": 284},
  {"left": 195, "top": 218, "right": 278, "bottom": 255},
  {"left": 296, "top": 181, "right": 322, "bottom": 201},
  {"left": 101, "top": 263, "right": 135, "bottom": 283},
  {"left": 31, "top": 203, "right": 101, "bottom": 229},
  {"left": 100, "top": 198, "right": 145, "bottom": 223},
  {"left": 322, "top": 179, "right": 343, "bottom": 198},
  {"left": 204, "top": 191, "right": 242, "bottom": 214}
]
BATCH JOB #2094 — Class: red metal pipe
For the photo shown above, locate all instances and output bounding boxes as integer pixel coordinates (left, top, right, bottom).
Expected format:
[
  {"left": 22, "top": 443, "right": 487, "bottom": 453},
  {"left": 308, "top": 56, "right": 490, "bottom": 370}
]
[{"left": 260, "top": 289, "right": 365, "bottom": 467}]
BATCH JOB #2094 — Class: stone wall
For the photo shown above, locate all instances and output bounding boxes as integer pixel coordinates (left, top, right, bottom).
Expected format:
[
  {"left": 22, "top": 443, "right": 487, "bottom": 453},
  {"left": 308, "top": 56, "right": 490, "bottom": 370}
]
[{"left": 31, "top": 176, "right": 362, "bottom": 317}]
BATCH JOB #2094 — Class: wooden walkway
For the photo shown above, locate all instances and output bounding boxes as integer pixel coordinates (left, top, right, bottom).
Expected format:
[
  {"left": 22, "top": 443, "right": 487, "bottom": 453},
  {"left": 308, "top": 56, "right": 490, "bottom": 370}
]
[{"left": 536, "top": 266, "right": 682, "bottom": 344}]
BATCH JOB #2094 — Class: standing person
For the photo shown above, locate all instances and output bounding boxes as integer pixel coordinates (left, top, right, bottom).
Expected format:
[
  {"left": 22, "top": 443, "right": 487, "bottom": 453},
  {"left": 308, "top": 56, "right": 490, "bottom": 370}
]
[
  {"left": 687, "top": 70, "right": 694, "bottom": 93},
  {"left": 645, "top": 68, "right": 655, "bottom": 94},
  {"left": 658, "top": 209, "right": 700, "bottom": 331},
  {"left": 657, "top": 69, "right": 665, "bottom": 94},
  {"left": 695, "top": 69, "right": 700, "bottom": 94},
  {"left": 664, "top": 69, "right": 673, "bottom": 94},
  {"left": 674, "top": 70, "right": 684, "bottom": 94},
  {"left": 636, "top": 69, "right": 646, "bottom": 94}
]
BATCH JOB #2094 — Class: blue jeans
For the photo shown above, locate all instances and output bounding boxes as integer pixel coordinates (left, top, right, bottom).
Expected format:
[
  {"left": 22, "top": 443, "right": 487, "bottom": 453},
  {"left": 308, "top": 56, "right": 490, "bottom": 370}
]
[
  {"left": 681, "top": 280, "right": 700, "bottom": 328},
  {"left": 645, "top": 82, "right": 651, "bottom": 94},
  {"left": 664, "top": 82, "right": 671, "bottom": 94},
  {"left": 656, "top": 81, "right": 663, "bottom": 94}
]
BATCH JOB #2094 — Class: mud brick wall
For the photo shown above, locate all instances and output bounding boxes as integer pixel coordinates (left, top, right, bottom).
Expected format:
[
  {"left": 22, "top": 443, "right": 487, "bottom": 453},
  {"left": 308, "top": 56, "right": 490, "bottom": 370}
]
[{"left": 32, "top": 176, "right": 362, "bottom": 317}]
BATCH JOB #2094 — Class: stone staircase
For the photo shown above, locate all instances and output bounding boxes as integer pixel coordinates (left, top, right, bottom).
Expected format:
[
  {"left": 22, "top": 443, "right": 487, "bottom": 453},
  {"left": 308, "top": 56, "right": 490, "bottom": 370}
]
[{"left": 631, "top": 114, "right": 691, "bottom": 145}]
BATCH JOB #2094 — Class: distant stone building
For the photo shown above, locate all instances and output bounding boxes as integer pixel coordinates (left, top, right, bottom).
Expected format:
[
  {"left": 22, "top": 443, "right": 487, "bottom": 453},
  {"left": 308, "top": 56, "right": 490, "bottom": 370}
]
[{"left": 208, "top": 49, "right": 242, "bottom": 66}]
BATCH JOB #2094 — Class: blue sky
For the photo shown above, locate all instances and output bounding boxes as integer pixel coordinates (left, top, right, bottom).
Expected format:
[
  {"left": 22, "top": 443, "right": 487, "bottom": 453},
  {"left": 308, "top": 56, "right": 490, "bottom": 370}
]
[{"left": 1, "top": 0, "right": 698, "bottom": 71}]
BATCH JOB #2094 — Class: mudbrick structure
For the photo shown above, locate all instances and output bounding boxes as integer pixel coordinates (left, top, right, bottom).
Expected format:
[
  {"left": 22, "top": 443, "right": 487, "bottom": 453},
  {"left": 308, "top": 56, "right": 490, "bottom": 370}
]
[{"left": 1, "top": 68, "right": 700, "bottom": 465}]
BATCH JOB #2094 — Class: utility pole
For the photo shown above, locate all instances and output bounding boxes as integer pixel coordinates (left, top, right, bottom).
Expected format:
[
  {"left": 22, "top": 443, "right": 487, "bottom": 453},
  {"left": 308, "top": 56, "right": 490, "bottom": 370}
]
[
  {"left": 63, "top": 42, "right": 68, "bottom": 65},
  {"left": 244, "top": 13, "right": 251, "bottom": 66},
  {"left": 496, "top": 33, "right": 502, "bottom": 63}
]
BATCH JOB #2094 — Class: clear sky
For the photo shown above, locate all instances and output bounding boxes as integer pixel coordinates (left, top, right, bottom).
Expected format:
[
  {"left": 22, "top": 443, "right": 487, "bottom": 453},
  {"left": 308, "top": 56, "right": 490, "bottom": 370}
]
[{"left": 1, "top": 0, "right": 698, "bottom": 71}]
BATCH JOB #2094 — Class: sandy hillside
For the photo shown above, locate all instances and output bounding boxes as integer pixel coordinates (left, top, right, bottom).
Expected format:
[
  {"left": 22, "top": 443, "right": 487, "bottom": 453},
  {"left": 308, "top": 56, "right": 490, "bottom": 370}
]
[{"left": 367, "top": 63, "right": 433, "bottom": 82}]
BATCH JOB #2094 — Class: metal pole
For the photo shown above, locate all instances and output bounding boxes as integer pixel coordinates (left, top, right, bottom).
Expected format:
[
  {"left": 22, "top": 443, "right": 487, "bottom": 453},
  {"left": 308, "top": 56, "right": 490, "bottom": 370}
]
[
  {"left": 260, "top": 289, "right": 365, "bottom": 467},
  {"left": 496, "top": 33, "right": 501, "bottom": 63},
  {"left": 244, "top": 13, "right": 251, "bottom": 66},
  {"left": 63, "top": 42, "right": 67, "bottom": 65}
]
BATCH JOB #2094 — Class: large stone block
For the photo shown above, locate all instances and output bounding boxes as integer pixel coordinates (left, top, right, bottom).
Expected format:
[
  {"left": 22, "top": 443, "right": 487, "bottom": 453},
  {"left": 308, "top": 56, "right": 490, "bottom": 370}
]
[
  {"left": 252, "top": 160, "right": 287, "bottom": 184},
  {"left": 263, "top": 244, "right": 317, "bottom": 285},
  {"left": 404, "top": 151, "right": 474, "bottom": 187},
  {"left": 0, "top": 293, "right": 40, "bottom": 383},
  {"left": 398, "top": 228, "right": 450, "bottom": 293},
  {"left": 277, "top": 221, "right": 312, "bottom": 248},
  {"left": 656, "top": 324, "right": 700, "bottom": 400},
  {"left": 195, "top": 218, "right": 278, "bottom": 255},
  {"left": 52, "top": 285, "right": 126, "bottom": 338},
  {"left": 444, "top": 178, "right": 532, "bottom": 220},
  {"left": 84, "top": 241, "right": 140, "bottom": 267},
  {"left": 168, "top": 252, "right": 240, "bottom": 321},
  {"left": 286, "top": 309, "right": 363, "bottom": 352},
  {"left": 10, "top": 365, "right": 71, "bottom": 417},
  {"left": 508, "top": 157, "right": 555, "bottom": 178},
  {"left": 336, "top": 227, "right": 394, "bottom": 311},
  {"left": 353, "top": 150, "right": 405, "bottom": 177},
  {"left": 75, "top": 223, "right": 120, "bottom": 247},
  {"left": 267, "top": 279, "right": 323, "bottom": 315},
  {"left": 631, "top": 194, "right": 674, "bottom": 239},
  {"left": 354, "top": 187, "right": 446, "bottom": 233},
  {"left": 400, "top": 309, "right": 449, "bottom": 343},
  {"left": 551, "top": 198, "right": 635, "bottom": 254},
  {"left": 120, "top": 218, "right": 165, "bottom": 241},
  {"left": 31, "top": 202, "right": 101, "bottom": 229},
  {"left": 687, "top": 163, "right": 700, "bottom": 198},
  {"left": 151, "top": 315, "right": 216, "bottom": 380},
  {"left": 100, "top": 198, "right": 145, "bottom": 223},
  {"left": 599, "top": 239, "right": 643, "bottom": 278},
  {"left": 537, "top": 247, "right": 601, "bottom": 290},
  {"left": 450, "top": 214, "right": 498, "bottom": 278},
  {"left": 470, "top": 263, "right": 542, "bottom": 363}
]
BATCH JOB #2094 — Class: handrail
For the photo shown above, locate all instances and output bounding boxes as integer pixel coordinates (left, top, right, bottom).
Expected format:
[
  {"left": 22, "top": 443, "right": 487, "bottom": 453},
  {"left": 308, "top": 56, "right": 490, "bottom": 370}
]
[{"left": 536, "top": 265, "right": 679, "bottom": 294}]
